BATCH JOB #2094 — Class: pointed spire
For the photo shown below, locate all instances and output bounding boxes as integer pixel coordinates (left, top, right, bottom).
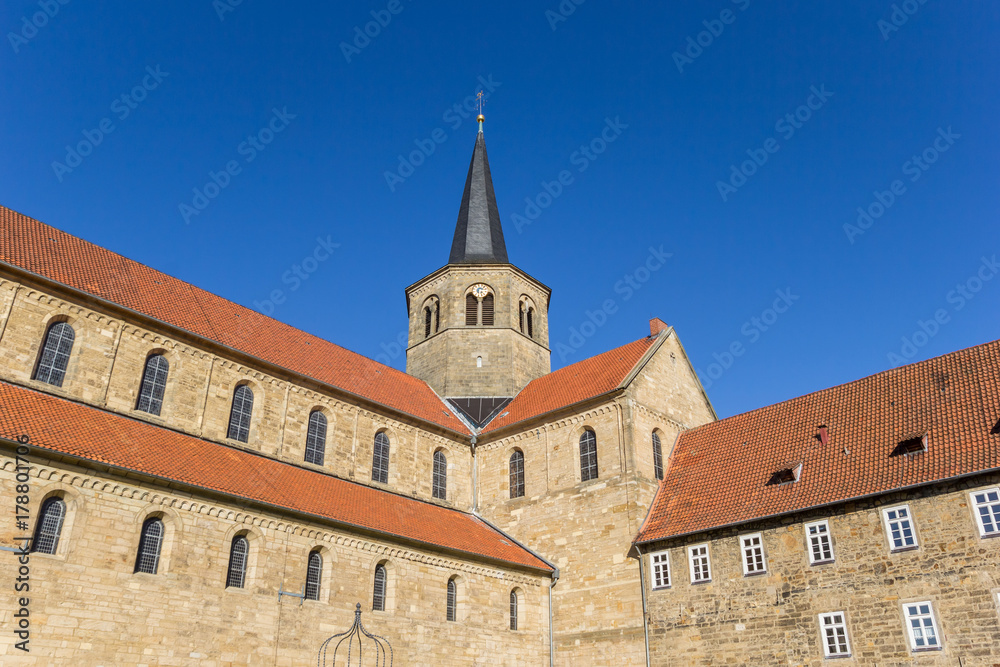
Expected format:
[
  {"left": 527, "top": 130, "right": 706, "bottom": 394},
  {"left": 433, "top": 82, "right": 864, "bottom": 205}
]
[{"left": 448, "top": 118, "right": 509, "bottom": 264}]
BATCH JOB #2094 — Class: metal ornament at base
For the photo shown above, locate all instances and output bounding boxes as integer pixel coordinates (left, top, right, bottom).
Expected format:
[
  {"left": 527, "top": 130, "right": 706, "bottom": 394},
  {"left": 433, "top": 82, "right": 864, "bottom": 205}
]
[{"left": 317, "top": 603, "right": 393, "bottom": 667}]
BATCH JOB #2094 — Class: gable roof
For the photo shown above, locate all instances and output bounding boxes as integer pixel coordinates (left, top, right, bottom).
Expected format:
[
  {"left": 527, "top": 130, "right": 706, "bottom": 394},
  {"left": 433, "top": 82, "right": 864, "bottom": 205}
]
[
  {"left": 481, "top": 336, "right": 658, "bottom": 433},
  {"left": 635, "top": 338, "right": 1000, "bottom": 544},
  {"left": 449, "top": 129, "right": 508, "bottom": 264},
  {"left": 0, "top": 380, "right": 551, "bottom": 572},
  {"left": 0, "top": 205, "right": 468, "bottom": 434}
]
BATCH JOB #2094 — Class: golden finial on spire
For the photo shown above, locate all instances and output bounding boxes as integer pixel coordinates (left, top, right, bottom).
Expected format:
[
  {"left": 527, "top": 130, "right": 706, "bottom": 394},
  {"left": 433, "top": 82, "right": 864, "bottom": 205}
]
[{"left": 476, "top": 91, "right": 485, "bottom": 128}]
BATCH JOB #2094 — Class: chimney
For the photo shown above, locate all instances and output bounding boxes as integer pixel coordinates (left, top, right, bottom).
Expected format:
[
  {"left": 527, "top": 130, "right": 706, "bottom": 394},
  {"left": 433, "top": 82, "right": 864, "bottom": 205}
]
[{"left": 649, "top": 318, "right": 669, "bottom": 337}]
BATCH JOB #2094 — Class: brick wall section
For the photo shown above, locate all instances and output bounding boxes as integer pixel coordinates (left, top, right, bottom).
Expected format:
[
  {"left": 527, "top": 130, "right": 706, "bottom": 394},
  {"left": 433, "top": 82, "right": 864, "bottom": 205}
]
[
  {"left": 0, "top": 450, "right": 550, "bottom": 665},
  {"left": 640, "top": 473, "right": 1000, "bottom": 665}
]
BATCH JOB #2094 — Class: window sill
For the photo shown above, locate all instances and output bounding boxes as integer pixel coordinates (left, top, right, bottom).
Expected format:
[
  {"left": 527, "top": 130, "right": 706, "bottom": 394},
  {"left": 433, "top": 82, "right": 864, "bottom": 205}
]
[
  {"left": 889, "top": 545, "right": 919, "bottom": 554},
  {"left": 810, "top": 559, "right": 835, "bottom": 566},
  {"left": 743, "top": 570, "right": 767, "bottom": 577},
  {"left": 910, "top": 647, "right": 942, "bottom": 653},
  {"left": 691, "top": 579, "right": 712, "bottom": 585},
  {"left": 652, "top": 585, "right": 671, "bottom": 591}
]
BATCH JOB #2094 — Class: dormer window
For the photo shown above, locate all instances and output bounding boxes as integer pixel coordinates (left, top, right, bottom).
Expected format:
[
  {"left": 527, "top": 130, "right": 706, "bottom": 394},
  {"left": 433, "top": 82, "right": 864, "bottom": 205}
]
[
  {"left": 893, "top": 434, "right": 927, "bottom": 456},
  {"left": 768, "top": 463, "right": 802, "bottom": 486}
]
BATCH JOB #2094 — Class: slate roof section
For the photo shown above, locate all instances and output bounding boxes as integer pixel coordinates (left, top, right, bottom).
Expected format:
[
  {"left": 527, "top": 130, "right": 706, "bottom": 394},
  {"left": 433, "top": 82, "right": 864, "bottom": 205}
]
[
  {"left": 448, "top": 131, "right": 509, "bottom": 264},
  {"left": 0, "top": 206, "right": 468, "bottom": 434},
  {"left": 635, "top": 338, "right": 1000, "bottom": 544},
  {"left": 481, "top": 336, "right": 657, "bottom": 433},
  {"left": 0, "top": 380, "right": 552, "bottom": 572}
]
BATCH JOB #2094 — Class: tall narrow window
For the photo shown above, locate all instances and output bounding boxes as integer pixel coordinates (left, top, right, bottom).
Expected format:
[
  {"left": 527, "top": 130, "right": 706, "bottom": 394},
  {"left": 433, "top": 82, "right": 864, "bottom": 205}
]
[
  {"left": 304, "top": 410, "right": 327, "bottom": 466},
  {"left": 373, "top": 564, "right": 387, "bottom": 611},
  {"left": 34, "top": 322, "right": 75, "bottom": 387},
  {"left": 519, "top": 302, "right": 525, "bottom": 333},
  {"left": 882, "top": 505, "right": 917, "bottom": 551},
  {"left": 579, "top": 429, "right": 598, "bottom": 482},
  {"left": 904, "top": 602, "right": 941, "bottom": 650},
  {"left": 465, "top": 293, "right": 478, "bottom": 326},
  {"left": 509, "top": 590, "right": 519, "bottom": 630},
  {"left": 305, "top": 551, "right": 323, "bottom": 601},
  {"left": 372, "top": 432, "right": 390, "bottom": 484},
  {"left": 432, "top": 450, "right": 447, "bottom": 500},
  {"left": 652, "top": 431, "right": 664, "bottom": 480},
  {"left": 688, "top": 544, "right": 711, "bottom": 583},
  {"left": 446, "top": 578, "right": 457, "bottom": 622},
  {"left": 740, "top": 533, "right": 766, "bottom": 575},
  {"left": 134, "top": 518, "right": 164, "bottom": 574},
  {"left": 434, "top": 303, "right": 439, "bottom": 333},
  {"left": 227, "top": 385, "right": 254, "bottom": 443},
  {"left": 819, "top": 612, "right": 851, "bottom": 658},
  {"left": 526, "top": 308, "right": 534, "bottom": 338},
  {"left": 650, "top": 550, "right": 671, "bottom": 589},
  {"left": 509, "top": 450, "right": 525, "bottom": 499},
  {"left": 424, "top": 307, "right": 433, "bottom": 338},
  {"left": 31, "top": 497, "right": 66, "bottom": 555},
  {"left": 481, "top": 293, "right": 494, "bottom": 326},
  {"left": 806, "top": 520, "right": 834, "bottom": 564},
  {"left": 972, "top": 488, "right": 1000, "bottom": 536},
  {"left": 136, "top": 354, "right": 169, "bottom": 415},
  {"left": 226, "top": 535, "right": 249, "bottom": 588}
]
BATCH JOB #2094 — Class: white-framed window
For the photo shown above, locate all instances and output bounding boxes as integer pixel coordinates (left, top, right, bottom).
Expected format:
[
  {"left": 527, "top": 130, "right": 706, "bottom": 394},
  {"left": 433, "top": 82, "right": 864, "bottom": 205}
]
[
  {"left": 819, "top": 612, "right": 851, "bottom": 658},
  {"left": 903, "top": 601, "right": 941, "bottom": 651},
  {"left": 687, "top": 544, "right": 711, "bottom": 583},
  {"left": 650, "top": 550, "right": 671, "bottom": 590},
  {"left": 740, "top": 533, "right": 766, "bottom": 575},
  {"left": 805, "top": 520, "right": 834, "bottom": 564},
  {"left": 882, "top": 505, "right": 918, "bottom": 551},
  {"left": 971, "top": 487, "right": 1000, "bottom": 537}
]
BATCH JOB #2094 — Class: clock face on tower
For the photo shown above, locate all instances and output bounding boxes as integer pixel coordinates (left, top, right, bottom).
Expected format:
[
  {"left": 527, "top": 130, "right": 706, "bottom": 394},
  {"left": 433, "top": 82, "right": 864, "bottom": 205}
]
[{"left": 471, "top": 284, "right": 489, "bottom": 298}]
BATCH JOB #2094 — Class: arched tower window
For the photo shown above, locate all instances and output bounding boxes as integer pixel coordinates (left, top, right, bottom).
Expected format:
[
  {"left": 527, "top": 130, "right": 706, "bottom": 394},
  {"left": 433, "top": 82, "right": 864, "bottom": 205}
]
[
  {"left": 519, "top": 302, "right": 525, "bottom": 333},
  {"left": 527, "top": 308, "right": 534, "bottom": 338},
  {"left": 305, "top": 550, "right": 323, "bottom": 601},
  {"left": 481, "top": 293, "right": 494, "bottom": 326},
  {"left": 305, "top": 410, "right": 327, "bottom": 466},
  {"left": 136, "top": 354, "right": 169, "bottom": 416},
  {"left": 465, "top": 285, "right": 493, "bottom": 326},
  {"left": 31, "top": 497, "right": 66, "bottom": 555},
  {"left": 424, "top": 307, "right": 433, "bottom": 338},
  {"left": 432, "top": 450, "right": 447, "bottom": 500},
  {"left": 446, "top": 577, "right": 458, "bottom": 622},
  {"left": 372, "top": 564, "right": 387, "bottom": 611},
  {"left": 226, "top": 535, "right": 249, "bottom": 588},
  {"left": 509, "top": 450, "right": 525, "bottom": 499},
  {"left": 372, "top": 432, "right": 390, "bottom": 484},
  {"left": 652, "top": 431, "right": 664, "bottom": 480},
  {"left": 134, "top": 517, "right": 164, "bottom": 574},
  {"left": 465, "top": 293, "right": 478, "bottom": 325},
  {"left": 34, "top": 321, "right": 75, "bottom": 387},
  {"left": 227, "top": 384, "right": 254, "bottom": 443},
  {"left": 580, "top": 429, "right": 598, "bottom": 482}
]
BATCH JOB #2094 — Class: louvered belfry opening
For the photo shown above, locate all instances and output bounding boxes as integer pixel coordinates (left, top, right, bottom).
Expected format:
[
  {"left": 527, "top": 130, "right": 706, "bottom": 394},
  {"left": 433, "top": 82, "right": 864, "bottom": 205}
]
[
  {"left": 424, "top": 307, "right": 432, "bottom": 338},
  {"left": 519, "top": 302, "right": 525, "bottom": 332},
  {"left": 526, "top": 308, "right": 534, "bottom": 338},
  {"left": 465, "top": 293, "right": 478, "bottom": 325},
  {"left": 481, "top": 293, "right": 494, "bottom": 326}
]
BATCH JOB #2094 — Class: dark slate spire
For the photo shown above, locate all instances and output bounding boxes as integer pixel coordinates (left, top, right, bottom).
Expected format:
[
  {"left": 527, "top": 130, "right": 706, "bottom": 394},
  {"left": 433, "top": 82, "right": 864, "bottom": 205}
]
[{"left": 448, "top": 123, "right": 509, "bottom": 264}]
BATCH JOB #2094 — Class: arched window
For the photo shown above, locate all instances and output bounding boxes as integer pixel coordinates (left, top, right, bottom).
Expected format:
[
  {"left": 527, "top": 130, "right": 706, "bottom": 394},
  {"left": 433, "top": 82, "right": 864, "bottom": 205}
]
[
  {"left": 652, "top": 431, "right": 664, "bottom": 481},
  {"left": 432, "top": 450, "right": 447, "bottom": 500},
  {"left": 424, "top": 306, "right": 433, "bottom": 338},
  {"left": 305, "top": 410, "right": 327, "bottom": 466},
  {"left": 226, "top": 535, "right": 249, "bottom": 588},
  {"left": 446, "top": 577, "right": 457, "bottom": 622},
  {"left": 34, "top": 322, "right": 75, "bottom": 387},
  {"left": 373, "top": 564, "right": 387, "bottom": 611},
  {"left": 227, "top": 385, "right": 254, "bottom": 443},
  {"left": 136, "top": 354, "right": 169, "bottom": 415},
  {"left": 509, "top": 450, "right": 525, "bottom": 499},
  {"left": 580, "top": 429, "right": 598, "bottom": 482},
  {"left": 509, "top": 590, "right": 519, "bottom": 630},
  {"left": 305, "top": 551, "right": 323, "bottom": 601},
  {"left": 527, "top": 308, "right": 534, "bottom": 338},
  {"left": 372, "top": 432, "right": 390, "bottom": 484},
  {"left": 519, "top": 302, "right": 525, "bottom": 333},
  {"left": 434, "top": 303, "right": 440, "bottom": 333},
  {"left": 134, "top": 518, "right": 164, "bottom": 574},
  {"left": 31, "top": 497, "right": 66, "bottom": 555},
  {"left": 465, "top": 293, "right": 478, "bottom": 326},
  {"left": 481, "top": 293, "right": 494, "bottom": 326}
]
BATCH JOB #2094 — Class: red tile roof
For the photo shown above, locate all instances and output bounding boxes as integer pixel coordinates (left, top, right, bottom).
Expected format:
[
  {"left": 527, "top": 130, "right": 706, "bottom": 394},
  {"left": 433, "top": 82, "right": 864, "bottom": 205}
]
[
  {"left": 0, "top": 380, "right": 551, "bottom": 572},
  {"left": 635, "top": 339, "right": 1000, "bottom": 544},
  {"left": 0, "top": 206, "right": 467, "bottom": 434},
  {"left": 481, "top": 336, "right": 657, "bottom": 433}
]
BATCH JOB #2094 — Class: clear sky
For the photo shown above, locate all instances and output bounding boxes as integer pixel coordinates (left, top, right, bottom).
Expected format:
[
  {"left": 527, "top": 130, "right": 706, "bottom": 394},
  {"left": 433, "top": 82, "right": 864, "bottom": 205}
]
[{"left": 2, "top": 1, "right": 997, "bottom": 418}]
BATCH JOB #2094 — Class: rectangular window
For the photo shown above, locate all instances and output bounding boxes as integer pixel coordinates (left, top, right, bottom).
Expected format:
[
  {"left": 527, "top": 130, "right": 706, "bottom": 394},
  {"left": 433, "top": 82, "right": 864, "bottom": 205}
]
[
  {"left": 740, "top": 533, "right": 766, "bottom": 575},
  {"left": 819, "top": 612, "right": 851, "bottom": 658},
  {"left": 687, "top": 544, "right": 711, "bottom": 583},
  {"left": 650, "top": 551, "right": 671, "bottom": 590},
  {"left": 972, "top": 488, "right": 1000, "bottom": 537},
  {"left": 882, "top": 505, "right": 918, "bottom": 551},
  {"left": 806, "top": 520, "right": 834, "bottom": 564},
  {"left": 903, "top": 601, "right": 941, "bottom": 651}
]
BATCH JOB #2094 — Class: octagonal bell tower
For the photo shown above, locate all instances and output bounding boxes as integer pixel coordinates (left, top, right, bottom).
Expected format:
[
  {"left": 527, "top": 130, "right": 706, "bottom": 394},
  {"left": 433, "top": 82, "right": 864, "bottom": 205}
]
[{"left": 405, "top": 116, "right": 551, "bottom": 411}]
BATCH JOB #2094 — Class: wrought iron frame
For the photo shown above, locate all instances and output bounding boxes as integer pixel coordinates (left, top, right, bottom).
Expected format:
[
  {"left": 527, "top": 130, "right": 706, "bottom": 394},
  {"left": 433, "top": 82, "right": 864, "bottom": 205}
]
[{"left": 317, "top": 603, "right": 393, "bottom": 667}]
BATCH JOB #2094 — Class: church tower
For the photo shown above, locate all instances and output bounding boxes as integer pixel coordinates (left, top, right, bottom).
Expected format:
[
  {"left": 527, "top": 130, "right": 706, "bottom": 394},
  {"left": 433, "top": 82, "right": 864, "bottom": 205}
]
[{"left": 405, "top": 116, "right": 551, "bottom": 419}]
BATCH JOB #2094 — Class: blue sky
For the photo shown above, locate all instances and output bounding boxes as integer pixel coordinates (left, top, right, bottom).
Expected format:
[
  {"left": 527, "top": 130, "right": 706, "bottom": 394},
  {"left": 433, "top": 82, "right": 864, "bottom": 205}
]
[{"left": 2, "top": 1, "right": 997, "bottom": 418}]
